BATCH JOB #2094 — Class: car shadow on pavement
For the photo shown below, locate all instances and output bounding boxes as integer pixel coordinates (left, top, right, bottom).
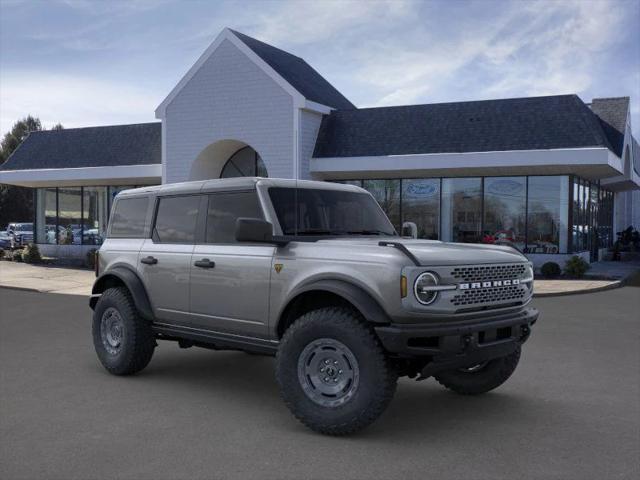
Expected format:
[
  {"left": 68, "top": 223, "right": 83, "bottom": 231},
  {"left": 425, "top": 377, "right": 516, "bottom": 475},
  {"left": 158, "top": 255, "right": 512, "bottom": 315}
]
[{"left": 104, "top": 347, "right": 538, "bottom": 439}]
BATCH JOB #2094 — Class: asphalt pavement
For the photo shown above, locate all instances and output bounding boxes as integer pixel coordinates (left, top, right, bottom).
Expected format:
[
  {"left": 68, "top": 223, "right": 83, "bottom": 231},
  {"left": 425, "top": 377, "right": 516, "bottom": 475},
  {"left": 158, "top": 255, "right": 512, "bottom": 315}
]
[{"left": 1, "top": 284, "right": 639, "bottom": 480}]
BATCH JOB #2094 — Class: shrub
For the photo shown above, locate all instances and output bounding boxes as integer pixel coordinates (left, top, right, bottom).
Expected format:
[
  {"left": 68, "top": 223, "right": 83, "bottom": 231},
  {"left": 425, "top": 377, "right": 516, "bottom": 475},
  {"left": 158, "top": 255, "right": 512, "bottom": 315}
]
[
  {"left": 540, "top": 261, "right": 561, "bottom": 278},
  {"left": 85, "top": 248, "right": 98, "bottom": 269},
  {"left": 564, "top": 255, "right": 590, "bottom": 278},
  {"left": 0, "top": 249, "right": 4, "bottom": 259},
  {"left": 21, "top": 243, "right": 42, "bottom": 264},
  {"left": 12, "top": 250, "right": 23, "bottom": 262}
]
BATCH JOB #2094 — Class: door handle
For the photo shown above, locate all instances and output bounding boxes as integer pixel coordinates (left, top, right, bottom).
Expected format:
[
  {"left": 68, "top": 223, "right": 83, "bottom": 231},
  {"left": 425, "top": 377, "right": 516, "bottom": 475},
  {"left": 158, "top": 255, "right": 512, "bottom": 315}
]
[
  {"left": 194, "top": 258, "right": 215, "bottom": 269},
  {"left": 140, "top": 256, "right": 158, "bottom": 265}
]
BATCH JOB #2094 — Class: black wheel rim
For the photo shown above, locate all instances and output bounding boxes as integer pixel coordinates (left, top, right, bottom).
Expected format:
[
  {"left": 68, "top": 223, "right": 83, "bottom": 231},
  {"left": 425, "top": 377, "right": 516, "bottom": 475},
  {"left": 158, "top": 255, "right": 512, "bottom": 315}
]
[
  {"left": 100, "top": 307, "right": 124, "bottom": 355},
  {"left": 297, "top": 338, "right": 359, "bottom": 408}
]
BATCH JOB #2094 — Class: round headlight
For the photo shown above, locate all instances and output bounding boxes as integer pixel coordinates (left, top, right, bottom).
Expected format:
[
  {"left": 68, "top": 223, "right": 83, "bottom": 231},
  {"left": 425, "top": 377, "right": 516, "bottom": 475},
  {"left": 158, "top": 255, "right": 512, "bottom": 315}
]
[{"left": 414, "top": 272, "right": 439, "bottom": 305}]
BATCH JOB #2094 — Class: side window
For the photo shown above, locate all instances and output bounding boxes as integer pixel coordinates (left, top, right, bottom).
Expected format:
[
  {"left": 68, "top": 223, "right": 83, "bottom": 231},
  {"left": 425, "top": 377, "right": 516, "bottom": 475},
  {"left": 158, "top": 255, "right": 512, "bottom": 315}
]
[
  {"left": 153, "top": 195, "right": 201, "bottom": 244},
  {"left": 109, "top": 197, "right": 149, "bottom": 238},
  {"left": 206, "top": 191, "right": 263, "bottom": 243}
]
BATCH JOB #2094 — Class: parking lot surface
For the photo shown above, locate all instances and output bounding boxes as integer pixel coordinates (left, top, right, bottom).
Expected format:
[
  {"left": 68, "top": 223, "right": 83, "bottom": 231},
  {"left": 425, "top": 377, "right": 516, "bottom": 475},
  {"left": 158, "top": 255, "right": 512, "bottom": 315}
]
[{"left": 1, "top": 285, "right": 639, "bottom": 480}]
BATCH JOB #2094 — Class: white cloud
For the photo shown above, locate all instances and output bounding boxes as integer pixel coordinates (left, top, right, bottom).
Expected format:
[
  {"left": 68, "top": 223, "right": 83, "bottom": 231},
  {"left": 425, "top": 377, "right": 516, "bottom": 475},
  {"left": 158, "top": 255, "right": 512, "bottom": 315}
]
[
  {"left": 249, "top": 0, "right": 411, "bottom": 46},
  {"left": 0, "top": 72, "right": 158, "bottom": 133},
  {"left": 342, "top": 0, "right": 627, "bottom": 107}
]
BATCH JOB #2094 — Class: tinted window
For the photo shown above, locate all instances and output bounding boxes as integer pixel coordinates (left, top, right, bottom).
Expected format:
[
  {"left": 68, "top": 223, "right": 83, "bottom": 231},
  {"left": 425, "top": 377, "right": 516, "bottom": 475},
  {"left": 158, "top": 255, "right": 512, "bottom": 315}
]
[
  {"left": 154, "top": 195, "right": 200, "bottom": 244},
  {"left": 206, "top": 191, "right": 263, "bottom": 243},
  {"left": 268, "top": 187, "right": 396, "bottom": 236},
  {"left": 109, "top": 197, "right": 149, "bottom": 238}
]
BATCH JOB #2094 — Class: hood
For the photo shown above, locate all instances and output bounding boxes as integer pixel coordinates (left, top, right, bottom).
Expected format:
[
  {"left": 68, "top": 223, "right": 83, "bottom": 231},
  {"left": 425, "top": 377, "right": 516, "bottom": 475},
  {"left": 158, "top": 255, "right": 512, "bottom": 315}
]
[{"left": 316, "top": 237, "right": 528, "bottom": 266}]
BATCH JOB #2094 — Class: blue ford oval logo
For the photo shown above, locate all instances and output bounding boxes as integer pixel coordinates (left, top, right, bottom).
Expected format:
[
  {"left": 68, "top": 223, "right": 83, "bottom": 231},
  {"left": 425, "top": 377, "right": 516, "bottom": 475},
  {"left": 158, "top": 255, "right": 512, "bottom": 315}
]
[
  {"left": 487, "top": 179, "right": 523, "bottom": 196},
  {"left": 406, "top": 182, "right": 438, "bottom": 197}
]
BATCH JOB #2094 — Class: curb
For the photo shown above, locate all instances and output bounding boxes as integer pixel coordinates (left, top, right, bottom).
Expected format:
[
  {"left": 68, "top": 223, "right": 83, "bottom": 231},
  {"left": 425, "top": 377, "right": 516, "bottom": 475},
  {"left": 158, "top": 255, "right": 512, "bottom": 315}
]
[
  {"left": 533, "top": 280, "right": 622, "bottom": 298},
  {"left": 0, "top": 284, "right": 91, "bottom": 296},
  {"left": 0, "top": 284, "right": 42, "bottom": 293}
]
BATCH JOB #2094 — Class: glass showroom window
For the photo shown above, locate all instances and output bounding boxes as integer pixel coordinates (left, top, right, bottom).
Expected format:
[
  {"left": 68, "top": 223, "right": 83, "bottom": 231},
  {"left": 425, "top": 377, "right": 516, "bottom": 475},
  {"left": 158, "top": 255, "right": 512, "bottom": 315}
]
[
  {"left": 597, "top": 189, "right": 614, "bottom": 248},
  {"left": 402, "top": 179, "right": 440, "bottom": 240},
  {"left": 362, "top": 180, "right": 401, "bottom": 232},
  {"left": 441, "top": 178, "right": 482, "bottom": 243},
  {"left": 483, "top": 177, "right": 526, "bottom": 251},
  {"left": 35, "top": 188, "right": 57, "bottom": 244},
  {"left": 57, "top": 188, "right": 82, "bottom": 245},
  {"left": 83, "top": 187, "right": 108, "bottom": 245},
  {"left": 526, "top": 176, "right": 569, "bottom": 254},
  {"left": 334, "top": 180, "right": 363, "bottom": 187}
]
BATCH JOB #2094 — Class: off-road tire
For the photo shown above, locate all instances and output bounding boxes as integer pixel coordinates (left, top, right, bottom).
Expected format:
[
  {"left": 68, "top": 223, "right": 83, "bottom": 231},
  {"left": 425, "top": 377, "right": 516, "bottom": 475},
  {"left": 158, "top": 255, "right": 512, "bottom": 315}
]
[
  {"left": 92, "top": 287, "right": 155, "bottom": 375},
  {"left": 276, "top": 307, "right": 397, "bottom": 435},
  {"left": 434, "top": 347, "right": 521, "bottom": 395}
]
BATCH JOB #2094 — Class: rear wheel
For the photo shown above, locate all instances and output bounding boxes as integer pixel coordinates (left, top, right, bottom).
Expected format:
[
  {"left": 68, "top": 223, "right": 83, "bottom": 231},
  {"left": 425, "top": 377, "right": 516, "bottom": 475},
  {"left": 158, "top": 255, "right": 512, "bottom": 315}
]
[
  {"left": 92, "top": 287, "right": 155, "bottom": 375},
  {"left": 434, "top": 347, "right": 521, "bottom": 395},
  {"left": 276, "top": 307, "right": 397, "bottom": 435}
]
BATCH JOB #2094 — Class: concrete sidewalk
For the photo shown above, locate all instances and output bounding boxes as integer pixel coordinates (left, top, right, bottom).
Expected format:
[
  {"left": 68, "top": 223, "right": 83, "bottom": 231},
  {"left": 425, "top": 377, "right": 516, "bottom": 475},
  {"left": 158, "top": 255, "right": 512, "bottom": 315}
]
[
  {"left": 0, "top": 261, "right": 94, "bottom": 295},
  {"left": 1, "top": 260, "right": 638, "bottom": 298}
]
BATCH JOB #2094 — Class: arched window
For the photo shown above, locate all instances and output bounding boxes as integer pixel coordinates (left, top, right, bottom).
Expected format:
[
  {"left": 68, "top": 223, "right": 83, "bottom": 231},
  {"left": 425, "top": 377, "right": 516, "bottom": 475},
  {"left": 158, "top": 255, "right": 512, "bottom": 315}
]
[{"left": 220, "top": 146, "right": 268, "bottom": 178}]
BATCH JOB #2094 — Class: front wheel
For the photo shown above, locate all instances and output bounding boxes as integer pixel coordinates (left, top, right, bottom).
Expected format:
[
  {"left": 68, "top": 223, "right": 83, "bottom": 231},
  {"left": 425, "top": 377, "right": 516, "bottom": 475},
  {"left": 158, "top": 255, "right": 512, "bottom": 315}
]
[
  {"left": 276, "top": 307, "right": 397, "bottom": 435},
  {"left": 434, "top": 347, "right": 521, "bottom": 395}
]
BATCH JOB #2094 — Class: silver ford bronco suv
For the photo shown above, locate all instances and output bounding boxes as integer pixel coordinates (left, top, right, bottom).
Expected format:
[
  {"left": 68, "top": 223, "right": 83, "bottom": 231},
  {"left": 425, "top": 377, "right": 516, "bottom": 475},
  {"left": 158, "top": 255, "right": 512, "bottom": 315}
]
[{"left": 90, "top": 178, "right": 538, "bottom": 435}]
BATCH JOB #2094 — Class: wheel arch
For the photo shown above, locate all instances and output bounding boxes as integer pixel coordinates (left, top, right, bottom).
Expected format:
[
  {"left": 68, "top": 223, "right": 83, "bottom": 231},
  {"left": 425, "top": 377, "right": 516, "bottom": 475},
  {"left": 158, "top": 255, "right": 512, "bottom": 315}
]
[
  {"left": 276, "top": 279, "right": 390, "bottom": 338},
  {"left": 90, "top": 266, "right": 154, "bottom": 320}
]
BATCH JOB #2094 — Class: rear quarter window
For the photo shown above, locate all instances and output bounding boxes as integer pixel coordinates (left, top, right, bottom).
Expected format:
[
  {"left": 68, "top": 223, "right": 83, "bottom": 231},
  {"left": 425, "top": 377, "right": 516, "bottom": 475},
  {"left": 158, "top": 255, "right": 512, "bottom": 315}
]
[{"left": 109, "top": 197, "right": 149, "bottom": 238}]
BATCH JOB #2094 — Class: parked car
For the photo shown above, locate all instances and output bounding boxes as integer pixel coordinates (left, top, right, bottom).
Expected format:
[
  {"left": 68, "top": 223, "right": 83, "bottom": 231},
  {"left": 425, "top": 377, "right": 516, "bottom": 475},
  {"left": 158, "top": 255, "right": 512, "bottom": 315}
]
[
  {"left": 90, "top": 178, "right": 538, "bottom": 435},
  {"left": 0, "top": 231, "right": 12, "bottom": 250},
  {"left": 6, "top": 222, "right": 34, "bottom": 249}
]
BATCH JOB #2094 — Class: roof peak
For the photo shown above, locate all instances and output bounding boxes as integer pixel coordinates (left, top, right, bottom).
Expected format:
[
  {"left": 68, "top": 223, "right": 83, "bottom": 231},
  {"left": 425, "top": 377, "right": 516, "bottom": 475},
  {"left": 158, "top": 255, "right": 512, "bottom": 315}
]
[{"left": 227, "top": 29, "right": 304, "bottom": 61}]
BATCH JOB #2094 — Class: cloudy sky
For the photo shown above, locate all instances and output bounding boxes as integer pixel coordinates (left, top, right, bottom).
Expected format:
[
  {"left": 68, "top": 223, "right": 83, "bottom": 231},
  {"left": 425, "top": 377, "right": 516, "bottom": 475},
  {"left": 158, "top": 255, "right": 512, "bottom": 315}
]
[{"left": 1, "top": 0, "right": 639, "bottom": 136}]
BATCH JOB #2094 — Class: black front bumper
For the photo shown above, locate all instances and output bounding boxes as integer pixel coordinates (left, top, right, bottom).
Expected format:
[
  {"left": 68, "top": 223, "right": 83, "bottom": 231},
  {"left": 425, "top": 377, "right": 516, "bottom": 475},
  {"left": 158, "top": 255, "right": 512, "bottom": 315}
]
[{"left": 375, "top": 307, "right": 538, "bottom": 377}]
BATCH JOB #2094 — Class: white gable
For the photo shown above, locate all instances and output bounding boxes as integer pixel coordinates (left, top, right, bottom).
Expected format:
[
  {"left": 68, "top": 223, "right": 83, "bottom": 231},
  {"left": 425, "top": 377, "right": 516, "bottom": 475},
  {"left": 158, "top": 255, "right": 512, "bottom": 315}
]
[{"left": 155, "top": 28, "right": 306, "bottom": 118}]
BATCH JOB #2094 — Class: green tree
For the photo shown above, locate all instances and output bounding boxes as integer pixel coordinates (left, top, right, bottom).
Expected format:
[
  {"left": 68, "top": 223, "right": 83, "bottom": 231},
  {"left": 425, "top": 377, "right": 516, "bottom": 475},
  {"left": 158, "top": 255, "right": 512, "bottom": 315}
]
[{"left": 0, "top": 116, "right": 57, "bottom": 229}]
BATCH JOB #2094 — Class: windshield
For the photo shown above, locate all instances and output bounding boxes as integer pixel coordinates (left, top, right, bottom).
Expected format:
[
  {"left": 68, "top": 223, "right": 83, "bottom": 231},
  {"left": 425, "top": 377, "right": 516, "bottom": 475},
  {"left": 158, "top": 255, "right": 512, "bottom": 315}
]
[
  {"left": 268, "top": 187, "right": 397, "bottom": 237},
  {"left": 13, "top": 224, "right": 33, "bottom": 231}
]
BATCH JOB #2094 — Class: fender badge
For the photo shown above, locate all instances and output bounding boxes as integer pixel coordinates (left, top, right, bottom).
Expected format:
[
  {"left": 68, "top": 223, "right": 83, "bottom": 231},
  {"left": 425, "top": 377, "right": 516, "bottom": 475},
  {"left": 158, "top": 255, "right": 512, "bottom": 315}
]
[{"left": 274, "top": 263, "right": 283, "bottom": 273}]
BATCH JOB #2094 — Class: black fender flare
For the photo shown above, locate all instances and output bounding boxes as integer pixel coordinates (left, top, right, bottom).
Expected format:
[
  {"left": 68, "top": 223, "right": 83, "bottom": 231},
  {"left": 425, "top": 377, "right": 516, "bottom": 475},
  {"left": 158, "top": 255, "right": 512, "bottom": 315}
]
[
  {"left": 283, "top": 279, "right": 391, "bottom": 325},
  {"left": 89, "top": 266, "right": 154, "bottom": 320}
]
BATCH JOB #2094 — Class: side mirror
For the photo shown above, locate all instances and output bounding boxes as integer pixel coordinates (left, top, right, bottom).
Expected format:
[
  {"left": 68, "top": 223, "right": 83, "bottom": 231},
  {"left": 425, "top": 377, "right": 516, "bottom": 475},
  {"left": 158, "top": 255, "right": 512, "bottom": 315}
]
[
  {"left": 401, "top": 221, "right": 418, "bottom": 239},
  {"left": 235, "top": 218, "right": 288, "bottom": 245}
]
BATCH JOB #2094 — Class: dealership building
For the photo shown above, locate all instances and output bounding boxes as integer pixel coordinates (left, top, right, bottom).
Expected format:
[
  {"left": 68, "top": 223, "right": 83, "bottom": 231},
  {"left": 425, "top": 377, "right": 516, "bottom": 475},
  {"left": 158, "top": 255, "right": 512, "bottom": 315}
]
[{"left": 1, "top": 28, "right": 638, "bottom": 267}]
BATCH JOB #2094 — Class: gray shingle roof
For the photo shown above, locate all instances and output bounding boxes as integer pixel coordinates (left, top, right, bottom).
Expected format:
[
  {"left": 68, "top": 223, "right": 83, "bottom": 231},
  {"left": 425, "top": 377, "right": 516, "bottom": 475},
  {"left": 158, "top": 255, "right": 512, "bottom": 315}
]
[
  {"left": 313, "top": 95, "right": 616, "bottom": 158},
  {"left": 589, "top": 97, "right": 629, "bottom": 157},
  {"left": 230, "top": 29, "right": 355, "bottom": 110},
  {"left": 0, "top": 122, "right": 161, "bottom": 171}
]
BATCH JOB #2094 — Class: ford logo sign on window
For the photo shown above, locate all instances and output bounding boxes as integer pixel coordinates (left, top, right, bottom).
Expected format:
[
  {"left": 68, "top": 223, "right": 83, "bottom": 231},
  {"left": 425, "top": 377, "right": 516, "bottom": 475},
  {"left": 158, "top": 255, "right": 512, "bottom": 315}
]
[
  {"left": 487, "top": 179, "right": 523, "bottom": 196},
  {"left": 405, "top": 181, "right": 439, "bottom": 198}
]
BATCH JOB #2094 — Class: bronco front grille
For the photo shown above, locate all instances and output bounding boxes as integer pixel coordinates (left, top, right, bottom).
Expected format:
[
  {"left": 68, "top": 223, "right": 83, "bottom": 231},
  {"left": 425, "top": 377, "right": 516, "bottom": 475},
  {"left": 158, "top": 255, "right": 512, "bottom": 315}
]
[
  {"left": 451, "top": 285, "right": 527, "bottom": 307},
  {"left": 451, "top": 264, "right": 527, "bottom": 283}
]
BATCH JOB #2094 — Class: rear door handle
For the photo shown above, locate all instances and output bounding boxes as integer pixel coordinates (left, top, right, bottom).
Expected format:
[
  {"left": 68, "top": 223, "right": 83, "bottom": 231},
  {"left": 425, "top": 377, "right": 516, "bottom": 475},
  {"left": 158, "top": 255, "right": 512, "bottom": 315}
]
[
  {"left": 194, "top": 258, "right": 215, "bottom": 269},
  {"left": 140, "top": 256, "right": 158, "bottom": 265}
]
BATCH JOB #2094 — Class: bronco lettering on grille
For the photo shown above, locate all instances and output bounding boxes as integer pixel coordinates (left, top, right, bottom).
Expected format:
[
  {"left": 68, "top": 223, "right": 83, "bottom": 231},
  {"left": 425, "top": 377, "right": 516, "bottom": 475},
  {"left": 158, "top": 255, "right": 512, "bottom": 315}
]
[{"left": 459, "top": 279, "right": 520, "bottom": 290}]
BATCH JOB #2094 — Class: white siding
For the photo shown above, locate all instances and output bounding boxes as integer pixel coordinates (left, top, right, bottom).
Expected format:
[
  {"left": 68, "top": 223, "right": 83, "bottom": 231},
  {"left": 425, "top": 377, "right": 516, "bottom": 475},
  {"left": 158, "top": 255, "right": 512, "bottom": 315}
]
[
  {"left": 299, "top": 110, "right": 323, "bottom": 180},
  {"left": 163, "top": 39, "right": 294, "bottom": 183}
]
